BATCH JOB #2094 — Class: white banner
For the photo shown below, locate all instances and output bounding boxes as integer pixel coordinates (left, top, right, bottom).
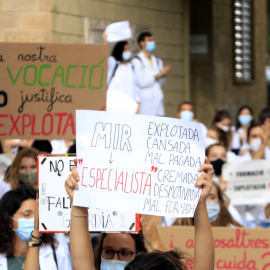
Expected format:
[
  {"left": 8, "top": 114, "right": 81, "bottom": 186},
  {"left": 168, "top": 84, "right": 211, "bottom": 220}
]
[
  {"left": 223, "top": 160, "right": 270, "bottom": 205},
  {"left": 38, "top": 155, "right": 138, "bottom": 232},
  {"left": 74, "top": 110, "right": 205, "bottom": 217}
]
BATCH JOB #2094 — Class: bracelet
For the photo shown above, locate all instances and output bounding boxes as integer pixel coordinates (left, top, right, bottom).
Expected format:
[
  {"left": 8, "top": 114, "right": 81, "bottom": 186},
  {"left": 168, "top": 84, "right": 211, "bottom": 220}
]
[
  {"left": 31, "top": 230, "right": 42, "bottom": 239},
  {"left": 28, "top": 239, "right": 43, "bottom": 247},
  {"left": 71, "top": 213, "right": 89, "bottom": 217}
]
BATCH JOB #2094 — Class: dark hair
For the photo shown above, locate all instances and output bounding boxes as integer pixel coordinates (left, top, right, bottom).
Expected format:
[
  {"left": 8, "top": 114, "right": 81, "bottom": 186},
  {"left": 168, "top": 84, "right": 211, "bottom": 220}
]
[
  {"left": 205, "top": 143, "right": 227, "bottom": 157},
  {"left": 111, "top": 41, "right": 128, "bottom": 62},
  {"left": 94, "top": 233, "right": 147, "bottom": 269},
  {"left": 137, "top": 32, "right": 152, "bottom": 47},
  {"left": 235, "top": 105, "right": 255, "bottom": 130},
  {"left": 208, "top": 127, "right": 229, "bottom": 149},
  {"left": 259, "top": 107, "right": 270, "bottom": 124},
  {"left": 211, "top": 182, "right": 242, "bottom": 227},
  {"left": 67, "top": 143, "right": 76, "bottom": 154},
  {"left": 125, "top": 250, "right": 189, "bottom": 270},
  {"left": 177, "top": 101, "right": 193, "bottom": 113},
  {"left": 32, "top": 140, "right": 52, "bottom": 153},
  {"left": 0, "top": 186, "right": 56, "bottom": 257},
  {"left": 247, "top": 123, "right": 261, "bottom": 139},
  {"left": 211, "top": 110, "right": 231, "bottom": 126}
]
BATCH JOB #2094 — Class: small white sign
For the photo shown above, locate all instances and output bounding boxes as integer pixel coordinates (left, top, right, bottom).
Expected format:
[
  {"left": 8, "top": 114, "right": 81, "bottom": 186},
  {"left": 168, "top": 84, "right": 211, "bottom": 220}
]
[
  {"left": 223, "top": 160, "right": 270, "bottom": 205},
  {"left": 106, "top": 21, "right": 132, "bottom": 42},
  {"left": 38, "top": 155, "right": 138, "bottom": 232},
  {"left": 74, "top": 110, "right": 205, "bottom": 217}
]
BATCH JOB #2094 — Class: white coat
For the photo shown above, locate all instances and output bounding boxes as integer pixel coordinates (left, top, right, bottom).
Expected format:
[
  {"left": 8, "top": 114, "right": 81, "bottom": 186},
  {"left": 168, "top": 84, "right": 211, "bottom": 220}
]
[
  {"left": 131, "top": 51, "right": 165, "bottom": 116},
  {"left": 0, "top": 244, "right": 72, "bottom": 270}
]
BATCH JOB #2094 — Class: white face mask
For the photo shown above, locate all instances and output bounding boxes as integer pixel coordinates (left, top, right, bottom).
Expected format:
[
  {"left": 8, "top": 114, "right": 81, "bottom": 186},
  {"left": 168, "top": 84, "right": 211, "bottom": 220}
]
[
  {"left": 249, "top": 138, "right": 262, "bottom": 153},
  {"left": 100, "top": 257, "right": 130, "bottom": 270},
  {"left": 205, "top": 137, "right": 218, "bottom": 148},
  {"left": 217, "top": 124, "right": 230, "bottom": 132}
]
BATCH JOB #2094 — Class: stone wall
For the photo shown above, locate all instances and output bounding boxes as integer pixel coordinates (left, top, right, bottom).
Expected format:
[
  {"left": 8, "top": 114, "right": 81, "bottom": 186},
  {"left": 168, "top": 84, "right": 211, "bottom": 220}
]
[
  {"left": 0, "top": 0, "right": 52, "bottom": 42},
  {"left": 0, "top": 0, "right": 188, "bottom": 118},
  {"left": 190, "top": 0, "right": 267, "bottom": 127}
]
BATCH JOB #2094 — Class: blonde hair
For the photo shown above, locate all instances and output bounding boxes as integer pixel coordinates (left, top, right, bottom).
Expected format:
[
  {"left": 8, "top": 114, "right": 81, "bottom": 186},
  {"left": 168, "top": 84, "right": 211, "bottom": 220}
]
[{"left": 5, "top": 148, "right": 40, "bottom": 189}]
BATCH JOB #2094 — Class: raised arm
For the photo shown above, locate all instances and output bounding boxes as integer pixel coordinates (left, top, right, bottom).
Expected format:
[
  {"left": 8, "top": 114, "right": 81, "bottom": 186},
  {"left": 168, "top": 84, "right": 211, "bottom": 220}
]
[
  {"left": 193, "top": 157, "right": 215, "bottom": 270},
  {"left": 65, "top": 158, "right": 95, "bottom": 270},
  {"left": 140, "top": 215, "right": 166, "bottom": 252}
]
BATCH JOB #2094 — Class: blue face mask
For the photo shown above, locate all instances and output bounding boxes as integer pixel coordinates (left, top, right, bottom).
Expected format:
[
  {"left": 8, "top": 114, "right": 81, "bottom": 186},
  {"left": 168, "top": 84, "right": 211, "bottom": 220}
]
[
  {"left": 145, "top": 41, "right": 156, "bottom": 52},
  {"left": 238, "top": 115, "right": 252, "bottom": 126},
  {"left": 206, "top": 202, "right": 220, "bottom": 223},
  {"left": 122, "top": 51, "right": 132, "bottom": 61},
  {"left": 180, "top": 110, "right": 194, "bottom": 121},
  {"left": 100, "top": 257, "right": 129, "bottom": 270},
  {"left": 11, "top": 217, "right": 34, "bottom": 243}
]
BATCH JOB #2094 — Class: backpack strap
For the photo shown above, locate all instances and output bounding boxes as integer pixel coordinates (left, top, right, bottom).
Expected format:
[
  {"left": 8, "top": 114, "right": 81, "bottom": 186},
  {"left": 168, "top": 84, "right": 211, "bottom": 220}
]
[
  {"left": 52, "top": 246, "right": 58, "bottom": 268},
  {"left": 107, "top": 63, "right": 119, "bottom": 87}
]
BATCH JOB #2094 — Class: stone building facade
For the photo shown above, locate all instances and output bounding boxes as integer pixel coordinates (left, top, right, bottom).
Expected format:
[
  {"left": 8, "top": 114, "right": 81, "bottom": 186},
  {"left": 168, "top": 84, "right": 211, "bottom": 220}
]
[{"left": 0, "top": 0, "right": 267, "bottom": 126}]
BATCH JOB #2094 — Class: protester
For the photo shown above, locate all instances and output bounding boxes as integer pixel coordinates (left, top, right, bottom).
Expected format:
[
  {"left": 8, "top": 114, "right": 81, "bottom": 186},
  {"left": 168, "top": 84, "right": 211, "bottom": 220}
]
[
  {"left": 4, "top": 148, "right": 39, "bottom": 190},
  {"left": 205, "top": 126, "right": 228, "bottom": 149},
  {"left": 242, "top": 123, "right": 270, "bottom": 160},
  {"left": 0, "top": 186, "right": 72, "bottom": 270},
  {"left": 63, "top": 158, "right": 214, "bottom": 270},
  {"left": 132, "top": 32, "right": 172, "bottom": 116},
  {"left": 103, "top": 32, "right": 140, "bottom": 114},
  {"left": 233, "top": 105, "right": 255, "bottom": 153},
  {"left": 50, "top": 140, "right": 75, "bottom": 155},
  {"left": 173, "top": 182, "right": 242, "bottom": 227},
  {"left": 212, "top": 109, "right": 240, "bottom": 154},
  {"left": 177, "top": 101, "right": 208, "bottom": 138}
]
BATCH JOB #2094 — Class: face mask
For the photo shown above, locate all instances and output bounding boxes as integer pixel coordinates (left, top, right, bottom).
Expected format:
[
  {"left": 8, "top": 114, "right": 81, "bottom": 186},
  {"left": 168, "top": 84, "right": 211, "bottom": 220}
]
[
  {"left": 180, "top": 110, "right": 194, "bottom": 121},
  {"left": 238, "top": 115, "right": 252, "bottom": 126},
  {"left": 205, "top": 137, "right": 218, "bottom": 148},
  {"left": 122, "top": 51, "right": 132, "bottom": 61},
  {"left": 249, "top": 138, "right": 262, "bottom": 153},
  {"left": 145, "top": 41, "right": 156, "bottom": 52},
  {"left": 100, "top": 257, "right": 129, "bottom": 270},
  {"left": 217, "top": 125, "right": 230, "bottom": 132},
  {"left": 210, "top": 159, "right": 225, "bottom": 176},
  {"left": 206, "top": 202, "right": 220, "bottom": 223},
  {"left": 11, "top": 217, "right": 34, "bottom": 243},
  {"left": 19, "top": 172, "right": 37, "bottom": 186}
]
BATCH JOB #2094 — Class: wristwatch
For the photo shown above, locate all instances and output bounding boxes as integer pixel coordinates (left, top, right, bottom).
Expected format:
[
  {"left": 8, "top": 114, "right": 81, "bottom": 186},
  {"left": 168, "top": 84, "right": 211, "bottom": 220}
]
[{"left": 28, "top": 240, "right": 42, "bottom": 247}]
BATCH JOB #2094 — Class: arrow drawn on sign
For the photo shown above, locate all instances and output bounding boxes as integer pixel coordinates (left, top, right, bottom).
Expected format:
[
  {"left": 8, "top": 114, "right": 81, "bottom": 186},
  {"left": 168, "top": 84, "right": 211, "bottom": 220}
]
[{"left": 109, "top": 153, "right": 113, "bottom": 164}]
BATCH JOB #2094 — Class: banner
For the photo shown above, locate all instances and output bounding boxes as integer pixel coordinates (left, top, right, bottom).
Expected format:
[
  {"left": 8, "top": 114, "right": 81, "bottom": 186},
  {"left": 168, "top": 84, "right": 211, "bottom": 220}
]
[
  {"left": 74, "top": 110, "right": 205, "bottom": 217},
  {"left": 0, "top": 42, "right": 107, "bottom": 139},
  {"left": 222, "top": 160, "right": 270, "bottom": 205},
  {"left": 38, "top": 155, "right": 139, "bottom": 232},
  {"left": 158, "top": 226, "right": 270, "bottom": 270}
]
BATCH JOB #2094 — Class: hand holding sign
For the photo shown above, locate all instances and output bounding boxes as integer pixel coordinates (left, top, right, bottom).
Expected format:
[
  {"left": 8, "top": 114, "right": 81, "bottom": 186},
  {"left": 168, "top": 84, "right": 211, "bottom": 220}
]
[
  {"left": 195, "top": 157, "right": 214, "bottom": 204},
  {"left": 65, "top": 158, "right": 80, "bottom": 202}
]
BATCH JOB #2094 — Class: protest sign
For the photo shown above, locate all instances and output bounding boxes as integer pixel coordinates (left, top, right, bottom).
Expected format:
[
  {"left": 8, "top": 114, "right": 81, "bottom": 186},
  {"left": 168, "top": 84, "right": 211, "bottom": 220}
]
[
  {"left": 38, "top": 155, "right": 139, "bottom": 232},
  {"left": 105, "top": 21, "right": 132, "bottom": 42},
  {"left": 0, "top": 42, "right": 107, "bottom": 139},
  {"left": 158, "top": 226, "right": 270, "bottom": 270},
  {"left": 0, "top": 153, "right": 13, "bottom": 181},
  {"left": 222, "top": 160, "right": 270, "bottom": 205},
  {"left": 74, "top": 110, "right": 205, "bottom": 217}
]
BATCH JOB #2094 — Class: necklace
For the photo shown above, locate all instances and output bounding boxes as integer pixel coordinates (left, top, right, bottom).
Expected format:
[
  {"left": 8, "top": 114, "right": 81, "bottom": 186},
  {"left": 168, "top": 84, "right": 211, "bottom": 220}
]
[{"left": 14, "top": 255, "right": 25, "bottom": 270}]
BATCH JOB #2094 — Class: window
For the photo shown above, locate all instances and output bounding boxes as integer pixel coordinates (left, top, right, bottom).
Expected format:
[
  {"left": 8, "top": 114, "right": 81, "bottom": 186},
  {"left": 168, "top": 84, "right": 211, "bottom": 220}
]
[{"left": 233, "top": 0, "right": 254, "bottom": 82}]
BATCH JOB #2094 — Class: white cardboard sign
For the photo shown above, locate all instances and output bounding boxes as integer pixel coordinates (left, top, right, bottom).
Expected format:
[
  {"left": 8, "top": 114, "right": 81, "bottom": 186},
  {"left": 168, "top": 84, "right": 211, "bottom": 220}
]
[
  {"left": 38, "top": 155, "right": 138, "bottom": 232},
  {"left": 223, "top": 160, "right": 270, "bottom": 205},
  {"left": 74, "top": 111, "right": 205, "bottom": 217}
]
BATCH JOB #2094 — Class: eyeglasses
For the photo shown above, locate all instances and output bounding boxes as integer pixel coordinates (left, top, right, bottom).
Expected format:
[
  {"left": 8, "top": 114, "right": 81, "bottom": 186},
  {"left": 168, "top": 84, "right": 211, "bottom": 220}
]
[{"left": 101, "top": 248, "right": 137, "bottom": 261}]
